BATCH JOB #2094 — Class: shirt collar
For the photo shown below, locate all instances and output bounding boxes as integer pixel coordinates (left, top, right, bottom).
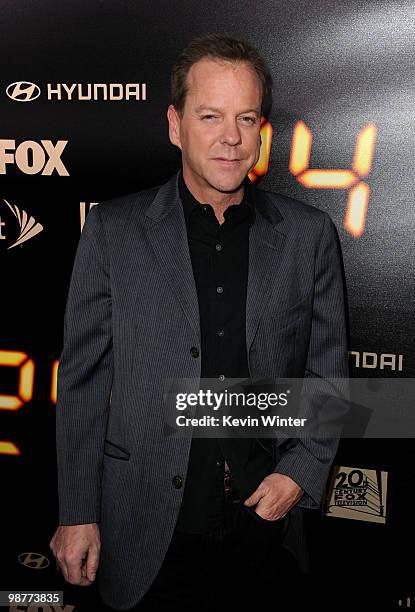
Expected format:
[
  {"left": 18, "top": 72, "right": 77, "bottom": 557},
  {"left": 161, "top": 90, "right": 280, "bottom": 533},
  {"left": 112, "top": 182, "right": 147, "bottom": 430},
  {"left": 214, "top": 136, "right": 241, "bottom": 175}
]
[{"left": 178, "top": 167, "right": 255, "bottom": 225}]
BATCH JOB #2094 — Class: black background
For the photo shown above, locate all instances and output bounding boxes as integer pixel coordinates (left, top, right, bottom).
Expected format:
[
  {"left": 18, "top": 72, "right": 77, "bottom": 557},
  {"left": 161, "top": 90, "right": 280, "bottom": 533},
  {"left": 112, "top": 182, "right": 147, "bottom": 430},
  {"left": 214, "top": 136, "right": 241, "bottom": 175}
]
[{"left": 1, "top": 1, "right": 414, "bottom": 608}]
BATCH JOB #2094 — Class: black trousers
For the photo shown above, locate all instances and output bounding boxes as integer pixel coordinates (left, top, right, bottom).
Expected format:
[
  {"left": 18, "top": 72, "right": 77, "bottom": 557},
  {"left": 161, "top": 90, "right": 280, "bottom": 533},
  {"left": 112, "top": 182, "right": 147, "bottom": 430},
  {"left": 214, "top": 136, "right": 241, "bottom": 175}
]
[{"left": 129, "top": 498, "right": 303, "bottom": 611}]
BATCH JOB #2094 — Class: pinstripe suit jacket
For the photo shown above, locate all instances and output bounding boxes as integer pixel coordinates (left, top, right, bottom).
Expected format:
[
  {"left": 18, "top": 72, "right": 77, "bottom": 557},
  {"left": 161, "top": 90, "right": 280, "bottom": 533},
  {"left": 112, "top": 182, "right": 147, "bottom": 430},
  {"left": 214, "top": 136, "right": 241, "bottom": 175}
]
[{"left": 55, "top": 168, "right": 349, "bottom": 610}]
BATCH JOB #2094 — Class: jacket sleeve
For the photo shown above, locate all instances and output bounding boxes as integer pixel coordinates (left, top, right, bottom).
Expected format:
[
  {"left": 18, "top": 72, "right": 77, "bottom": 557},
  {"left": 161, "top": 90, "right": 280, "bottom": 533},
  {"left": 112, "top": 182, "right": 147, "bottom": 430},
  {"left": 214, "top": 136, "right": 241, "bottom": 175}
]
[
  {"left": 55, "top": 204, "right": 113, "bottom": 525},
  {"left": 272, "top": 212, "right": 349, "bottom": 509}
]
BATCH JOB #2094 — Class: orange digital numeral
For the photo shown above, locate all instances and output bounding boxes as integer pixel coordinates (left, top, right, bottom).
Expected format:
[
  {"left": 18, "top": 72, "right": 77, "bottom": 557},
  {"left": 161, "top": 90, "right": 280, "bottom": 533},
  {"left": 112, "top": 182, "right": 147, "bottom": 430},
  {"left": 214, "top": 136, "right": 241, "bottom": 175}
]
[
  {"left": 0, "top": 350, "right": 35, "bottom": 456},
  {"left": 51, "top": 359, "right": 59, "bottom": 404},
  {"left": 248, "top": 116, "right": 272, "bottom": 182},
  {"left": 0, "top": 350, "right": 34, "bottom": 410},
  {"left": 289, "top": 121, "right": 377, "bottom": 237},
  {"left": 0, "top": 440, "right": 20, "bottom": 455}
]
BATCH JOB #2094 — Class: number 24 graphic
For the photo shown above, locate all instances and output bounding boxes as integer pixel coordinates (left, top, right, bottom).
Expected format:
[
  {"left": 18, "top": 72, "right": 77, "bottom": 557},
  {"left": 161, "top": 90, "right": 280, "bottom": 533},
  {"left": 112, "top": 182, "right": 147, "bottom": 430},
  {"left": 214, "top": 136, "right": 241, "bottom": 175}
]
[{"left": 249, "top": 117, "right": 377, "bottom": 238}]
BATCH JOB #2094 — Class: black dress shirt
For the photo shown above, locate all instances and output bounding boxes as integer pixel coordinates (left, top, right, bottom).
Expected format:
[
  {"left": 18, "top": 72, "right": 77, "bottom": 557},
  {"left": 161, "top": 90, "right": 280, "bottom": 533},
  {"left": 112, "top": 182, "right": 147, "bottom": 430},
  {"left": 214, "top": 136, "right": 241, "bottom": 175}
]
[{"left": 174, "top": 168, "right": 256, "bottom": 534}]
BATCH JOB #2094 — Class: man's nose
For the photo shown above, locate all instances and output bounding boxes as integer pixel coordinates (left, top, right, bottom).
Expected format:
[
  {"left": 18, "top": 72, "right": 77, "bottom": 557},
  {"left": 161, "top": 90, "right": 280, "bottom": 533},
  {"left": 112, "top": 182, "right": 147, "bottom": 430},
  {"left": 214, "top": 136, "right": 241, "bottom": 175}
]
[{"left": 220, "top": 119, "right": 242, "bottom": 146}]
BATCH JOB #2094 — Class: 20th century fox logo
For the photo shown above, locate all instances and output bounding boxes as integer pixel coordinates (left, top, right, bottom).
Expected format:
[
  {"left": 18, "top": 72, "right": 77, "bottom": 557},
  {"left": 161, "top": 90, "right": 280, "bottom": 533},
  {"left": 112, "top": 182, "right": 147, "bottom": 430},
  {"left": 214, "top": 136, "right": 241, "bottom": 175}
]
[
  {"left": 333, "top": 470, "right": 368, "bottom": 507},
  {"left": 324, "top": 466, "right": 387, "bottom": 524}
]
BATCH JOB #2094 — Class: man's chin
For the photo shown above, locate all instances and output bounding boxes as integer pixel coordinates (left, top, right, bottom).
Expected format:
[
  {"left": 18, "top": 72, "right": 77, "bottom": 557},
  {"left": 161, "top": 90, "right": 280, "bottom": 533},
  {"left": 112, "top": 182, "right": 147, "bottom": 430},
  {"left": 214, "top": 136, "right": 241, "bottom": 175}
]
[{"left": 208, "top": 172, "right": 247, "bottom": 194}]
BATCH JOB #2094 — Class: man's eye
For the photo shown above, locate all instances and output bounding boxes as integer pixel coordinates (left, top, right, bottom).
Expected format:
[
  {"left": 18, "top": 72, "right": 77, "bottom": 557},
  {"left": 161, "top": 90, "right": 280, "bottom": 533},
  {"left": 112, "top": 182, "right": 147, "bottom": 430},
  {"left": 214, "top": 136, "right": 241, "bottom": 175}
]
[
  {"left": 202, "top": 115, "right": 217, "bottom": 121},
  {"left": 241, "top": 116, "right": 256, "bottom": 124}
]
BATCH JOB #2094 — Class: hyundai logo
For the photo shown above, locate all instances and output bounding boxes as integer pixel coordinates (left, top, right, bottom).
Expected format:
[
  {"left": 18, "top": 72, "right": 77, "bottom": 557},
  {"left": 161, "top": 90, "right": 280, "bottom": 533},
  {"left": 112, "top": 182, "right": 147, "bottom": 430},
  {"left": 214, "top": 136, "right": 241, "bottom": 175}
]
[
  {"left": 18, "top": 551, "right": 50, "bottom": 569},
  {"left": 6, "top": 81, "right": 41, "bottom": 102}
]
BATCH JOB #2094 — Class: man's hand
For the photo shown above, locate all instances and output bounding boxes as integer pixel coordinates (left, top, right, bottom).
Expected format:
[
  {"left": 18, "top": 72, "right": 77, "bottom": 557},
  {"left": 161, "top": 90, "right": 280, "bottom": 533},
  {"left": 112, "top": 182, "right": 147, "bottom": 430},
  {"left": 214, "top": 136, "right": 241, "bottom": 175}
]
[
  {"left": 243, "top": 473, "right": 303, "bottom": 521},
  {"left": 49, "top": 523, "right": 101, "bottom": 586}
]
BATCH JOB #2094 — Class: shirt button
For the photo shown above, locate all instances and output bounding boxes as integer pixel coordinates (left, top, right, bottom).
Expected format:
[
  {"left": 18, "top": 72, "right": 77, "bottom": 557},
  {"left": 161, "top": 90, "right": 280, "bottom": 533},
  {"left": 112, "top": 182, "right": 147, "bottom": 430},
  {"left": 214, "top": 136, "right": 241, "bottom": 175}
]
[
  {"left": 216, "top": 286, "right": 223, "bottom": 294},
  {"left": 219, "top": 374, "right": 225, "bottom": 381},
  {"left": 215, "top": 243, "right": 222, "bottom": 251},
  {"left": 217, "top": 329, "right": 225, "bottom": 337},
  {"left": 172, "top": 475, "right": 183, "bottom": 489},
  {"left": 190, "top": 346, "right": 199, "bottom": 358}
]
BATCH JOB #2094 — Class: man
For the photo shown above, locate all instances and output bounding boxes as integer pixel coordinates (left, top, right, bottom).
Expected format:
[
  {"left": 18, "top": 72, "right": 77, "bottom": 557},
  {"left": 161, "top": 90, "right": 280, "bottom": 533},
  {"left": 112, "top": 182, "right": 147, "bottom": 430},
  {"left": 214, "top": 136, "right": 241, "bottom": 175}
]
[{"left": 50, "top": 33, "right": 348, "bottom": 611}]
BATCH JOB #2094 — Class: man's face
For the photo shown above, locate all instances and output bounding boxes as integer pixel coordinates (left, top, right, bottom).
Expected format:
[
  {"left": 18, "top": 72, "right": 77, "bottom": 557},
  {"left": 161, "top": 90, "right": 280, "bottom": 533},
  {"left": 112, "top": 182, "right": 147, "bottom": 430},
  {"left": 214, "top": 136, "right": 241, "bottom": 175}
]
[{"left": 167, "top": 57, "right": 262, "bottom": 196}]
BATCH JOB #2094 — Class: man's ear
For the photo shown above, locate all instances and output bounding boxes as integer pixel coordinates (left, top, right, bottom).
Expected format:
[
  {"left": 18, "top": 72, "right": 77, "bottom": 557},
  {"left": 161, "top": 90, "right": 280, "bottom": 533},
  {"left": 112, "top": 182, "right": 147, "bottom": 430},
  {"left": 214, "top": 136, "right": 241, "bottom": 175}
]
[{"left": 167, "top": 104, "right": 182, "bottom": 150}]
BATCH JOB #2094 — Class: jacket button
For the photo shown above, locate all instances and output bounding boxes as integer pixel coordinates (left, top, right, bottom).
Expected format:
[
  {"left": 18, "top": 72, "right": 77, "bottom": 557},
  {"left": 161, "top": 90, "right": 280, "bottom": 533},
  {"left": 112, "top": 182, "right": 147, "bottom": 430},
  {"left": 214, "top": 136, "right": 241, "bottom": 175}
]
[
  {"left": 190, "top": 346, "right": 199, "bottom": 358},
  {"left": 172, "top": 475, "right": 183, "bottom": 489}
]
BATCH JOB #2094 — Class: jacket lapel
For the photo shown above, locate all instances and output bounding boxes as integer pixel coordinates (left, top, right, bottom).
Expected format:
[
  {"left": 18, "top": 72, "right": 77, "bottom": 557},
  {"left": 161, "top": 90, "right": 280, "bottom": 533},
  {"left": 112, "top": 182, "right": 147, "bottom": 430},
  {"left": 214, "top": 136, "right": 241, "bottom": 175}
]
[
  {"left": 144, "top": 171, "right": 201, "bottom": 341},
  {"left": 245, "top": 184, "right": 286, "bottom": 354}
]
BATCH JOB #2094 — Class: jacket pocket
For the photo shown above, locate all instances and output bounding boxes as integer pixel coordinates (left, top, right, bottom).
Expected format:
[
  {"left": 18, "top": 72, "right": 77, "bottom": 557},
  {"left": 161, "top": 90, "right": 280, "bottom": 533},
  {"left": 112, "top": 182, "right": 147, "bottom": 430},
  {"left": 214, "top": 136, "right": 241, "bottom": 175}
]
[
  {"left": 270, "top": 292, "right": 313, "bottom": 330},
  {"left": 242, "top": 505, "right": 285, "bottom": 531},
  {"left": 103, "top": 438, "right": 131, "bottom": 461}
]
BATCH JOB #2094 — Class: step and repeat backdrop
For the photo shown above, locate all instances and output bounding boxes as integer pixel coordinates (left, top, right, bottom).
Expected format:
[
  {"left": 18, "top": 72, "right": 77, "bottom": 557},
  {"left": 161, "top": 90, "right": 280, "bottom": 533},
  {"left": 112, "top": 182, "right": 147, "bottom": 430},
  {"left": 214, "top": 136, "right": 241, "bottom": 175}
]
[{"left": 1, "top": 0, "right": 414, "bottom": 609}]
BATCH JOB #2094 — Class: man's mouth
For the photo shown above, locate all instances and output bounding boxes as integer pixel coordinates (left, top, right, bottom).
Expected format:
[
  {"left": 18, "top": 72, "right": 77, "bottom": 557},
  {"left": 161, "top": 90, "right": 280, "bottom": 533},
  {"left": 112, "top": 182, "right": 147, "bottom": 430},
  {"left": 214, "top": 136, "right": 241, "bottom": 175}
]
[{"left": 213, "top": 158, "right": 242, "bottom": 164}]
